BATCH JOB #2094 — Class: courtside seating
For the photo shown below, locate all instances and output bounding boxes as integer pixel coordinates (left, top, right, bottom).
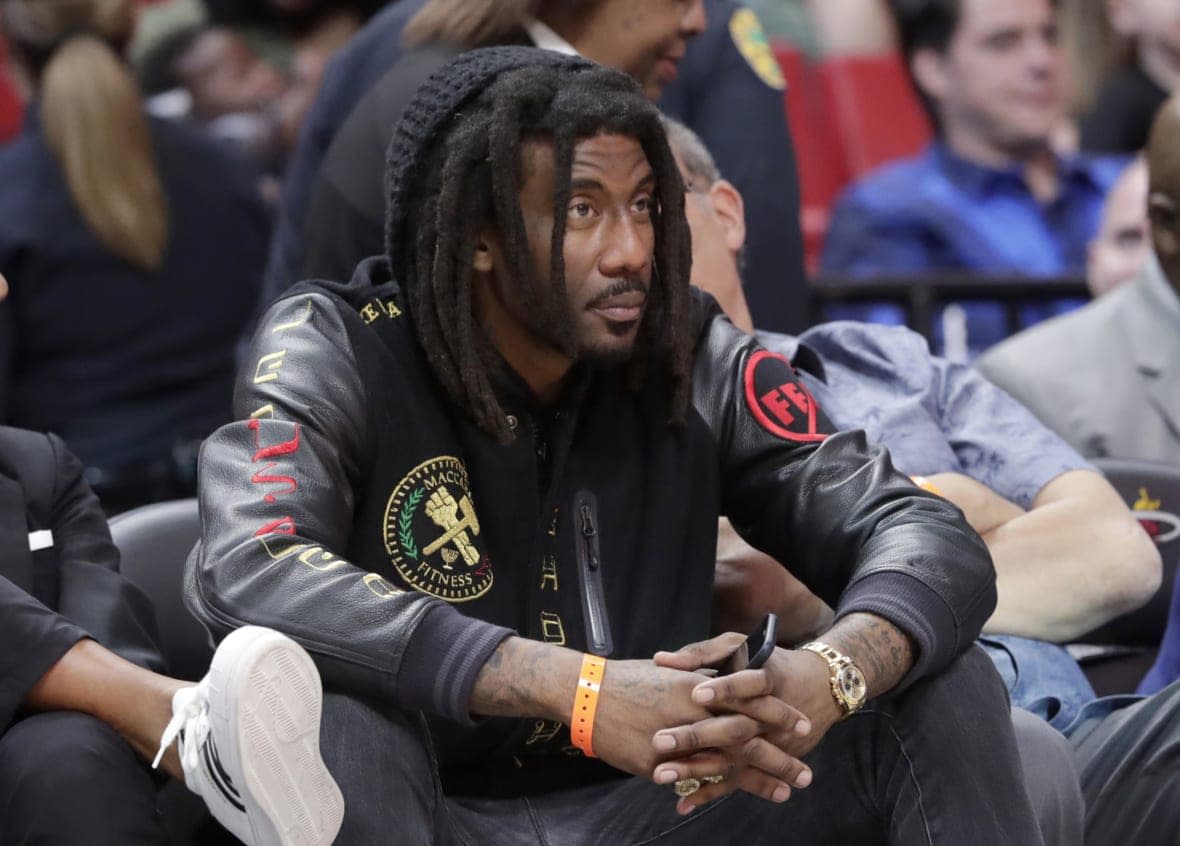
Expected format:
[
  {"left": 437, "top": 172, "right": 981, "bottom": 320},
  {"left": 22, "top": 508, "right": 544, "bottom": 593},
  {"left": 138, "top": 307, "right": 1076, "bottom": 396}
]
[
  {"left": 772, "top": 42, "right": 847, "bottom": 273},
  {"left": 1069, "top": 458, "right": 1180, "bottom": 695},
  {"left": 109, "top": 498, "right": 211, "bottom": 682},
  {"left": 0, "top": 36, "right": 22, "bottom": 144},
  {"left": 771, "top": 44, "right": 931, "bottom": 271},
  {"left": 814, "top": 53, "right": 931, "bottom": 181}
]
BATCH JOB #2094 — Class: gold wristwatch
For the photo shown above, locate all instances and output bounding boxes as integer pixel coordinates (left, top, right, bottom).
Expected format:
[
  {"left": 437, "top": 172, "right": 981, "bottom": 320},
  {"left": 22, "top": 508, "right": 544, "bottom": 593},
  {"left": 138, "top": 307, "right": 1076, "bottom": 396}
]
[{"left": 800, "top": 641, "right": 868, "bottom": 717}]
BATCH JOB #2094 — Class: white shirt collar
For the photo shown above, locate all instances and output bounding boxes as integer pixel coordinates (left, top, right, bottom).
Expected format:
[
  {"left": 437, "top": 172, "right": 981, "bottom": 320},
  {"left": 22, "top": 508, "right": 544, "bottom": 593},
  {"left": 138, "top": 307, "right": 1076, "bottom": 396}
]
[{"left": 524, "top": 18, "right": 580, "bottom": 56}]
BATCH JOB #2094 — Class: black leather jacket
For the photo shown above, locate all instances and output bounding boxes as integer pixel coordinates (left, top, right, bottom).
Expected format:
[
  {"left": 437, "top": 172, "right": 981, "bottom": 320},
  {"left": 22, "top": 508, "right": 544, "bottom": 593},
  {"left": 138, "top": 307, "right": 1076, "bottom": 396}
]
[{"left": 187, "top": 258, "right": 995, "bottom": 788}]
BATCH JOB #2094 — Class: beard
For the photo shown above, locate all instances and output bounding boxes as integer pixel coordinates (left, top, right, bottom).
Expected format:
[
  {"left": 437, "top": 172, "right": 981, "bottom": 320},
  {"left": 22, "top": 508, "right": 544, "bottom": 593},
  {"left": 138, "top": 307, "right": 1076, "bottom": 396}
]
[{"left": 513, "top": 274, "right": 648, "bottom": 367}]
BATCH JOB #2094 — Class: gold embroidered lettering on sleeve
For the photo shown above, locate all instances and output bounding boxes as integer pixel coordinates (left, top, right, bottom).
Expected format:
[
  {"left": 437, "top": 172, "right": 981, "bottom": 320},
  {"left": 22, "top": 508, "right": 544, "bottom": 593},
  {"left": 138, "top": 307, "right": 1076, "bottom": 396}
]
[
  {"left": 382, "top": 299, "right": 402, "bottom": 318},
  {"left": 297, "top": 546, "right": 344, "bottom": 572},
  {"left": 250, "top": 404, "right": 276, "bottom": 420},
  {"left": 269, "top": 298, "right": 313, "bottom": 334},
  {"left": 363, "top": 573, "right": 404, "bottom": 599},
  {"left": 258, "top": 538, "right": 308, "bottom": 561},
  {"left": 253, "top": 350, "right": 288, "bottom": 384},
  {"left": 540, "top": 611, "right": 566, "bottom": 645}
]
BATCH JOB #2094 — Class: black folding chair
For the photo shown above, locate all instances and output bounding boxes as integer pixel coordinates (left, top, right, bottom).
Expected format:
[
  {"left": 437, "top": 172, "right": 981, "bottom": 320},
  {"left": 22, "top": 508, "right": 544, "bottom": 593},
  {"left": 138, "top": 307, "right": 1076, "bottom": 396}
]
[{"left": 108, "top": 498, "right": 212, "bottom": 682}]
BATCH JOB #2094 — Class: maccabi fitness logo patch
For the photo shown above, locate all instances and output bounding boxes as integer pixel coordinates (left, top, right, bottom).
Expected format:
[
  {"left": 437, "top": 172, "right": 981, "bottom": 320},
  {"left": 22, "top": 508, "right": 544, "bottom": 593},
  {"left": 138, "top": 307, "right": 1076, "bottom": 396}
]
[
  {"left": 383, "top": 456, "right": 493, "bottom": 602},
  {"left": 743, "top": 350, "right": 828, "bottom": 443}
]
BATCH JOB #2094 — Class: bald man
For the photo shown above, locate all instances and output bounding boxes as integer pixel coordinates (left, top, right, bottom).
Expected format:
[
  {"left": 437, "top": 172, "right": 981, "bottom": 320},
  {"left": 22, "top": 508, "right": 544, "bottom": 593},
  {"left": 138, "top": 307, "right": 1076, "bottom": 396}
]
[
  {"left": 978, "top": 94, "right": 1180, "bottom": 464},
  {"left": 1086, "top": 156, "right": 1150, "bottom": 298}
]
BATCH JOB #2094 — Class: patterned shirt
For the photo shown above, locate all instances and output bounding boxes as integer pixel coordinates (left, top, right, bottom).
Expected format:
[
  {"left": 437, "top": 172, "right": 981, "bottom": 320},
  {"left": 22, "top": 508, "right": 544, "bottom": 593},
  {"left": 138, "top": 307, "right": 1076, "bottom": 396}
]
[
  {"left": 757, "top": 321, "right": 1091, "bottom": 508},
  {"left": 758, "top": 322, "right": 1109, "bottom": 729}
]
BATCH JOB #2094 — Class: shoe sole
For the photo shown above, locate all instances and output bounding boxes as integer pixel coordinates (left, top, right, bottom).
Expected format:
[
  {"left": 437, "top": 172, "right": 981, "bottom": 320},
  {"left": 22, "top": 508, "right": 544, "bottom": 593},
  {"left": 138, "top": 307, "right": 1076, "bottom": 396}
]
[{"left": 207, "top": 626, "right": 344, "bottom": 846}]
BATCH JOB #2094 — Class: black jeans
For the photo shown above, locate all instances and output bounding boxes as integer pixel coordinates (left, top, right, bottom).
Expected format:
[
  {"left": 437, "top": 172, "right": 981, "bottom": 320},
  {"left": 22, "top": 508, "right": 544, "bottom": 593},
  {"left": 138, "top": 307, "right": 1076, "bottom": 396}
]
[
  {"left": 1072, "top": 678, "right": 1180, "bottom": 846},
  {"left": 320, "top": 647, "right": 1048, "bottom": 845},
  {"left": 0, "top": 711, "right": 168, "bottom": 845}
]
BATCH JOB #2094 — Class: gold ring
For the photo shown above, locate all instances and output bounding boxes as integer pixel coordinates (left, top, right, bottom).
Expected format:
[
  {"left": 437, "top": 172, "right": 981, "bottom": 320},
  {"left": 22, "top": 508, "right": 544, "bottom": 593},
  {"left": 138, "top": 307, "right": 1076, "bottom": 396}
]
[
  {"left": 673, "top": 778, "right": 700, "bottom": 797},
  {"left": 673, "top": 775, "right": 724, "bottom": 797}
]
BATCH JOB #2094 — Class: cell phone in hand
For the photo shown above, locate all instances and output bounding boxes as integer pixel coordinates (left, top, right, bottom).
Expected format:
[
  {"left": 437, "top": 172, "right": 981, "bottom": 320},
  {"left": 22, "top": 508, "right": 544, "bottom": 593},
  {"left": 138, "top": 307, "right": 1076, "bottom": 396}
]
[{"left": 721, "top": 613, "right": 778, "bottom": 675}]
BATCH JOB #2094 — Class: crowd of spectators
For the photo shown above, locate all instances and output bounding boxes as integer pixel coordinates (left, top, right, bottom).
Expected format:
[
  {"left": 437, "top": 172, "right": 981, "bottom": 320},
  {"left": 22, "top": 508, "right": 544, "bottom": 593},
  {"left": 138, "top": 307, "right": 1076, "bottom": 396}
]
[{"left": 0, "top": 0, "right": 1178, "bottom": 843}]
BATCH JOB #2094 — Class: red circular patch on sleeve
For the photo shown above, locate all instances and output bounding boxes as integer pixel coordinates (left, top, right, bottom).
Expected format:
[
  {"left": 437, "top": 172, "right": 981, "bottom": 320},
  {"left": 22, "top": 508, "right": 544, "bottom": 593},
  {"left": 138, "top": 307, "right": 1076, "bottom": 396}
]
[{"left": 743, "top": 350, "right": 828, "bottom": 443}]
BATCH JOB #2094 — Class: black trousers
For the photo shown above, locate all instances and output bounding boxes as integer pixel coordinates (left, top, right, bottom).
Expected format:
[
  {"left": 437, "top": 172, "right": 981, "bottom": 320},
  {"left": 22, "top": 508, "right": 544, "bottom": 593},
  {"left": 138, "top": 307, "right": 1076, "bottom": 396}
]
[
  {"left": 0, "top": 576, "right": 174, "bottom": 844},
  {"left": 0, "top": 711, "right": 168, "bottom": 845},
  {"left": 1073, "top": 679, "right": 1180, "bottom": 846},
  {"left": 320, "top": 646, "right": 1053, "bottom": 845}
]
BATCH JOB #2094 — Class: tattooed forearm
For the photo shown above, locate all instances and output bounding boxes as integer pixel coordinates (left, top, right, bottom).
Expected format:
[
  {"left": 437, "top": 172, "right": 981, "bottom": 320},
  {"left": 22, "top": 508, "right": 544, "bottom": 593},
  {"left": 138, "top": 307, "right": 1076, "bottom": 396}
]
[
  {"left": 469, "top": 636, "right": 582, "bottom": 722},
  {"left": 823, "top": 613, "right": 915, "bottom": 697}
]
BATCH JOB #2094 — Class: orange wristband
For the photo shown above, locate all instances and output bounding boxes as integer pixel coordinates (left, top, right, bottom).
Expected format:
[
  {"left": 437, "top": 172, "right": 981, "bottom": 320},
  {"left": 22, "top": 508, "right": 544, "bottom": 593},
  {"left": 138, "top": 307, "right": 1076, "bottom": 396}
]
[
  {"left": 911, "top": 475, "right": 945, "bottom": 497},
  {"left": 570, "top": 654, "right": 606, "bottom": 758}
]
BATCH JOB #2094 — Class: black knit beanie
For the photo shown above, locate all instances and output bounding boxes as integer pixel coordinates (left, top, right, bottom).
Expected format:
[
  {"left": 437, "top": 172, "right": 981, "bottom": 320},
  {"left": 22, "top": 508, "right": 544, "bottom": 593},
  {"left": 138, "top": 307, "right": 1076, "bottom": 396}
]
[{"left": 383, "top": 45, "right": 597, "bottom": 285}]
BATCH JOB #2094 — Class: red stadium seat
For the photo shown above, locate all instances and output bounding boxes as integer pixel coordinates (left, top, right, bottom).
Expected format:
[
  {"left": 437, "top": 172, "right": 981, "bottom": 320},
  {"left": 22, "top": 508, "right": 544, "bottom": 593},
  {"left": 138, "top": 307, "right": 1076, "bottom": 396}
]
[
  {"left": 0, "top": 35, "right": 22, "bottom": 144},
  {"left": 771, "top": 42, "right": 848, "bottom": 274},
  {"left": 814, "top": 53, "right": 932, "bottom": 180},
  {"left": 0, "top": 72, "right": 23, "bottom": 145}
]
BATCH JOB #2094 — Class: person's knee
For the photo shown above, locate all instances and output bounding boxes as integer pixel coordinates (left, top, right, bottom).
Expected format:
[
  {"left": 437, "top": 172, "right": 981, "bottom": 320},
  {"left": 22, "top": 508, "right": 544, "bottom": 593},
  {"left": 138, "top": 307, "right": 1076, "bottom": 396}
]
[
  {"left": 0, "top": 711, "right": 138, "bottom": 797},
  {"left": 0, "top": 711, "right": 162, "bottom": 843},
  {"left": 320, "top": 691, "right": 435, "bottom": 774},
  {"left": 319, "top": 692, "right": 443, "bottom": 840},
  {"left": 942, "top": 645, "right": 1011, "bottom": 702},
  {"left": 894, "top": 645, "right": 1012, "bottom": 719},
  {"left": 880, "top": 646, "right": 1022, "bottom": 767}
]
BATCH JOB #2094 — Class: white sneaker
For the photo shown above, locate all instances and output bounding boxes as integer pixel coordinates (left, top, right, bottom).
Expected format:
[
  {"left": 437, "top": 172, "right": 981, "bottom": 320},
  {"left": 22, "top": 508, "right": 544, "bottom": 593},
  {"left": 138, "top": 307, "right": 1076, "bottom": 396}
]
[{"left": 154, "top": 626, "right": 344, "bottom": 846}]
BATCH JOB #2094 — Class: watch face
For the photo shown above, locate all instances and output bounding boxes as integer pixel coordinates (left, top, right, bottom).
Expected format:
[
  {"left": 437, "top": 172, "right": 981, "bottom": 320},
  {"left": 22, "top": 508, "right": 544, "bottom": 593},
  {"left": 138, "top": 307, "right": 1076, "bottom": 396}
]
[{"left": 836, "top": 666, "right": 867, "bottom": 706}]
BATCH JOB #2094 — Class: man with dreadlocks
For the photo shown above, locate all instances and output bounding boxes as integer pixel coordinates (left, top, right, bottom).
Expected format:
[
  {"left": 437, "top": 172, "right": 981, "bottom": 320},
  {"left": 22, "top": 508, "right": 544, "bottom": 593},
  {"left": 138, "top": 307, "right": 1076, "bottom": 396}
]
[{"left": 189, "top": 47, "right": 1043, "bottom": 843}]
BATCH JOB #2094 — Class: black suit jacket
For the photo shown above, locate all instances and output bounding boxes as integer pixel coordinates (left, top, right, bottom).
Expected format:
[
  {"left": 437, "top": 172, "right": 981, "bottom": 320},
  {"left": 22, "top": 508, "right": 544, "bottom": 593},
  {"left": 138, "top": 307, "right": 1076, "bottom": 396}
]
[{"left": 0, "top": 427, "right": 164, "bottom": 730}]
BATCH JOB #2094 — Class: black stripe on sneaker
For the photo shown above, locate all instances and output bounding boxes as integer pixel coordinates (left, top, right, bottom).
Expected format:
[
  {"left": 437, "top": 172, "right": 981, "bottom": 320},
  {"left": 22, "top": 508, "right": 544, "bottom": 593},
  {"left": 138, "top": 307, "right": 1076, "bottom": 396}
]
[
  {"left": 203, "top": 739, "right": 245, "bottom": 812},
  {"left": 207, "top": 736, "right": 241, "bottom": 799}
]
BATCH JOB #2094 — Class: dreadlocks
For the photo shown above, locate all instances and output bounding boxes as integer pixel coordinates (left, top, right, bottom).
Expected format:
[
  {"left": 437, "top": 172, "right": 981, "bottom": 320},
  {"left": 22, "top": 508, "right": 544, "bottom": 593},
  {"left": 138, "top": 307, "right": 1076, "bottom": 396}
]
[{"left": 388, "top": 52, "right": 694, "bottom": 444}]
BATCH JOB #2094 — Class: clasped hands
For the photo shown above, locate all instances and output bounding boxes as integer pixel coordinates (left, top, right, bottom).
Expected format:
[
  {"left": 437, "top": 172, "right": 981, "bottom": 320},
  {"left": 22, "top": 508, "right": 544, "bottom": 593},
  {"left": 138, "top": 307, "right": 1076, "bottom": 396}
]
[{"left": 590, "top": 632, "right": 843, "bottom": 816}]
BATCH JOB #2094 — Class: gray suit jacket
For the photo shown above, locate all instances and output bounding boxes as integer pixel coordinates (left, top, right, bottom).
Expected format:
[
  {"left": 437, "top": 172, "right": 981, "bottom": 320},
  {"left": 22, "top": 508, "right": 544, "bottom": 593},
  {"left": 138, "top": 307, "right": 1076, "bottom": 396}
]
[{"left": 977, "top": 258, "right": 1180, "bottom": 463}]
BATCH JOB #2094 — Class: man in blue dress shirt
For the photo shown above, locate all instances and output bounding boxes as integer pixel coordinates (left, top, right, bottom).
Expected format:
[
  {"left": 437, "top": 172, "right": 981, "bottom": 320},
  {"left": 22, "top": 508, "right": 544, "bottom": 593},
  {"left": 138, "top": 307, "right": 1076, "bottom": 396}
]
[{"left": 820, "top": 0, "right": 1129, "bottom": 355}]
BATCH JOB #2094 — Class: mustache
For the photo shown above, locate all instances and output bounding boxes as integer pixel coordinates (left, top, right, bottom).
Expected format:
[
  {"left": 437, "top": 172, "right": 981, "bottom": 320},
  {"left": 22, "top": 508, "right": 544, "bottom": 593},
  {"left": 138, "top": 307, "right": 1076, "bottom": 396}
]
[{"left": 588, "top": 278, "right": 648, "bottom": 307}]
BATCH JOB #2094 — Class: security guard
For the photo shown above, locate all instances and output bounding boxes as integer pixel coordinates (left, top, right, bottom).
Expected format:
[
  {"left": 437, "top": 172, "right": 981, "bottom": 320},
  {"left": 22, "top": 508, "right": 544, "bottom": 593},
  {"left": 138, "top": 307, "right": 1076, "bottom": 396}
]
[{"left": 661, "top": 0, "right": 808, "bottom": 332}]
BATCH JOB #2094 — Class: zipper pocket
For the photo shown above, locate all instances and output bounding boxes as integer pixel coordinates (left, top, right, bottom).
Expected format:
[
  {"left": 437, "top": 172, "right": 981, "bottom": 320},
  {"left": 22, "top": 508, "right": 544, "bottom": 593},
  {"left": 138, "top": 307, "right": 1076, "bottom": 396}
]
[{"left": 573, "top": 489, "right": 613, "bottom": 656}]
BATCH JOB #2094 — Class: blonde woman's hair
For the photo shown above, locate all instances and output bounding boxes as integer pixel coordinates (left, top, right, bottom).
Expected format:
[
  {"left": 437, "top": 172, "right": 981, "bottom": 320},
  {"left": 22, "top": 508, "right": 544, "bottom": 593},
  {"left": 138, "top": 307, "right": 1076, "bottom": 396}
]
[
  {"left": 404, "top": 0, "right": 538, "bottom": 50},
  {"left": 4, "top": 0, "right": 168, "bottom": 272}
]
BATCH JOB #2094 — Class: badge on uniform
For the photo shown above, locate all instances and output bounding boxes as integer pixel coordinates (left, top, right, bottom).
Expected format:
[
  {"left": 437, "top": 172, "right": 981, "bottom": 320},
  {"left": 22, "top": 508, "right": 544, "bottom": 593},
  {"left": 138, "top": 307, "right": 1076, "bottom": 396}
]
[{"left": 729, "top": 8, "right": 786, "bottom": 91}]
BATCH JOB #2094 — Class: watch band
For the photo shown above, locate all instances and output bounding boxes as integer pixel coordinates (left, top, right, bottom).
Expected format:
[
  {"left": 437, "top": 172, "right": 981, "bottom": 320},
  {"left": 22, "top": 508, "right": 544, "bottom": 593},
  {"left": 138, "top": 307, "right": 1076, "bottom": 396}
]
[{"left": 800, "top": 640, "right": 865, "bottom": 717}]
